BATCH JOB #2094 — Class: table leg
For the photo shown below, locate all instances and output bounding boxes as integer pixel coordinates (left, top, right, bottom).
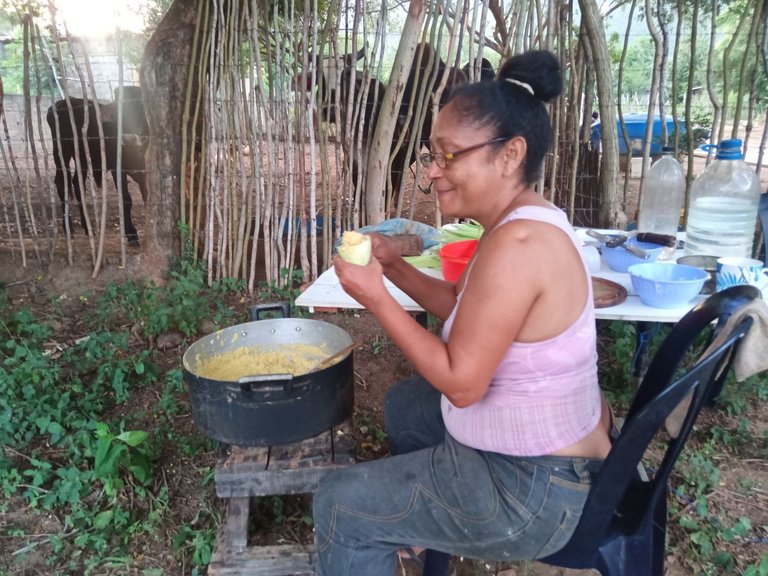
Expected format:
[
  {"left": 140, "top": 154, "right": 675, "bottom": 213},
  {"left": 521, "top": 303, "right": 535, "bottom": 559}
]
[{"left": 631, "top": 321, "right": 658, "bottom": 381}]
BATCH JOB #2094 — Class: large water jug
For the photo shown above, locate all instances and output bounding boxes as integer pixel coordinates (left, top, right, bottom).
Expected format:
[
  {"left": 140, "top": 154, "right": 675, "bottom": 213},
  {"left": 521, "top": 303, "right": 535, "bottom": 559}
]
[
  {"left": 638, "top": 147, "right": 685, "bottom": 260},
  {"left": 684, "top": 139, "right": 761, "bottom": 258}
]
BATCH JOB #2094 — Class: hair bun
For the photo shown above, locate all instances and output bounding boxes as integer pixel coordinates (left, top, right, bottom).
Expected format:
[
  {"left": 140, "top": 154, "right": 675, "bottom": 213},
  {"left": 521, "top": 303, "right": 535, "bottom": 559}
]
[{"left": 497, "top": 50, "right": 562, "bottom": 102}]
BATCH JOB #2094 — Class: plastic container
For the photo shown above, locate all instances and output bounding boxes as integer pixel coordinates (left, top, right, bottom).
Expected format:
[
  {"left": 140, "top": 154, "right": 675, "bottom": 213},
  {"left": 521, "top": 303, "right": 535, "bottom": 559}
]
[
  {"left": 638, "top": 147, "right": 684, "bottom": 260},
  {"left": 684, "top": 139, "right": 762, "bottom": 258},
  {"left": 439, "top": 239, "right": 478, "bottom": 282},
  {"left": 628, "top": 263, "right": 708, "bottom": 308},
  {"left": 590, "top": 114, "right": 685, "bottom": 156}
]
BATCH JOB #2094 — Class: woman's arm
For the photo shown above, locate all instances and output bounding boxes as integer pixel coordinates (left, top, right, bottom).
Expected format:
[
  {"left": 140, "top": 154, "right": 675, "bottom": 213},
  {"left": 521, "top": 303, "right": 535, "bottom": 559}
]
[
  {"left": 370, "top": 234, "right": 458, "bottom": 320},
  {"left": 334, "top": 237, "right": 527, "bottom": 407},
  {"left": 336, "top": 221, "right": 588, "bottom": 408}
]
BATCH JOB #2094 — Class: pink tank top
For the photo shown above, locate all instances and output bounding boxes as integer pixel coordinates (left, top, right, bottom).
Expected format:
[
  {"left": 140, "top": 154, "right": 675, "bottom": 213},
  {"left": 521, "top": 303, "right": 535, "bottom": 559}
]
[{"left": 440, "top": 205, "right": 601, "bottom": 456}]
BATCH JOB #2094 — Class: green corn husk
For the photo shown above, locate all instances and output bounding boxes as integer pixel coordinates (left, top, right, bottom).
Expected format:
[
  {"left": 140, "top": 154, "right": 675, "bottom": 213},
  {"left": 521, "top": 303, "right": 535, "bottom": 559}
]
[
  {"left": 405, "top": 221, "right": 483, "bottom": 269},
  {"left": 404, "top": 245, "right": 441, "bottom": 269},
  {"left": 438, "top": 220, "right": 484, "bottom": 244}
]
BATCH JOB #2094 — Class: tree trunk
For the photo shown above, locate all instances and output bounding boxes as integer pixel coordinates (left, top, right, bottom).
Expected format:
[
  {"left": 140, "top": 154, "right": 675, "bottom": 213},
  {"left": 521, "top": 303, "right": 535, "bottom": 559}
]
[
  {"left": 579, "top": 0, "right": 625, "bottom": 228},
  {"left": 732, "top": 1, "right": 763, "bottom": 144},
  {"left": 638, "top": 0, "right": 664, "bottom": 217},
  {"left": 139, "top": 0, "right": 200, "bottom": 278},
  {"left": 617, "top": 0, "right": 638, "bottom": 202},
  {"left": 364, "top": 0, "right": 426, "bottom": 225},
  {"left": 655, "top": 0, "right": 670, "bottom": 145}
]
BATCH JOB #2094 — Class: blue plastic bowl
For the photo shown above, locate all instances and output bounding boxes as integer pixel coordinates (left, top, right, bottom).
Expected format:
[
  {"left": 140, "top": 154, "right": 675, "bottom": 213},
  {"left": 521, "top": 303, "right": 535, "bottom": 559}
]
[
  {"left": 601, "top": 238, "right": 665, "bottom": 273},
  {"left": 628, "top": 263, "right": 708, "bottom": 308}
]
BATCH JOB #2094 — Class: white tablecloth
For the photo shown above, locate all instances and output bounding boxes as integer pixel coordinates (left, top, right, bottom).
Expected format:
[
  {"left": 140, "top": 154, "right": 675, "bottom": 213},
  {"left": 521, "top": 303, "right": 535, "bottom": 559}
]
[{"left": 295, "top": 229, "right": 765, "bottom": 323}]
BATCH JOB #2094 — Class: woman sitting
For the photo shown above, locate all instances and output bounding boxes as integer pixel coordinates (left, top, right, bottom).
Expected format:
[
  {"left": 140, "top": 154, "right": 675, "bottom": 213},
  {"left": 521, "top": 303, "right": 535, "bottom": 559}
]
[{"left": 313, "top": 49, "right": 611, "bottom": 576}]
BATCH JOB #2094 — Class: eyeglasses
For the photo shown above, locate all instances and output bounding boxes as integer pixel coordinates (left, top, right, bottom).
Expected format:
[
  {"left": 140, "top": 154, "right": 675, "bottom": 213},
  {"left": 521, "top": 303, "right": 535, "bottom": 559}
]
[{"left": 419, "top": 136, "right": 511, "bottom": 169}]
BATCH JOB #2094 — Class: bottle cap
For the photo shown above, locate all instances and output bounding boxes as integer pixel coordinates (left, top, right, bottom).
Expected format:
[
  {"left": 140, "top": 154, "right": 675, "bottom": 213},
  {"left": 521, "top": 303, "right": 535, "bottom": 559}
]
[
  {"left": 661, "top": 146, "right": 675, "bottom": 155},
  {"left": 716, "top": 139, "right": 743, "bottom": 160}
]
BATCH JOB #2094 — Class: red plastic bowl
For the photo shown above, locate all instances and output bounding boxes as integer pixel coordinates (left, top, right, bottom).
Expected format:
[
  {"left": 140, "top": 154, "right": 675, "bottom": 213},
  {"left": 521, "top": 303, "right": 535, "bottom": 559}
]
[{"left": 439, "top": 239, "right": 479, "bottom": 282}]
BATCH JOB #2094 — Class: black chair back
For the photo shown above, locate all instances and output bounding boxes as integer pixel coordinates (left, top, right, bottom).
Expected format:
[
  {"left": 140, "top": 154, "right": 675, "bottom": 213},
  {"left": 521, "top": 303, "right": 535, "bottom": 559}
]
[{"left": 540, "top": 285, "right": 761, "bottom": 575}]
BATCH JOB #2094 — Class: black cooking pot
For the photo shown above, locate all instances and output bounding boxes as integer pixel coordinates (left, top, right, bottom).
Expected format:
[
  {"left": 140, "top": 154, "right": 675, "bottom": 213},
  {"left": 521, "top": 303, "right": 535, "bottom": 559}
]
[{"left": 183, "top": 303, "right": 354, "bottom": 446}]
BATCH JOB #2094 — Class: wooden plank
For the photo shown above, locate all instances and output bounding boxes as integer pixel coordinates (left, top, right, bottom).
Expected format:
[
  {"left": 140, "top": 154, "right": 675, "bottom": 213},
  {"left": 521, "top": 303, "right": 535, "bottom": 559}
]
[
  {"left": 208, "top": 544, "right": 315, "bottom": 576},
  {"left": 215, "top": 424, "right": 355, "bottom": 498},
  {"left": 223, "top": 497, "right": 251, "bottom": 551},
  {"left": 216, "top": 463, "right": 348, "bottom": 498},
  {"left": 210, "top": 423, "right": 356, "bottom": 574}
]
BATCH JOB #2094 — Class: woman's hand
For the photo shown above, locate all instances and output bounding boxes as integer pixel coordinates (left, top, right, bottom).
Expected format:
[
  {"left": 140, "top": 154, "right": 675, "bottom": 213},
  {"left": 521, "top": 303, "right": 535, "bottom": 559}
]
[
  {"left": 333, "top": 254, "right": 389, "bottom": 310},
  {"left": 369, "top": 233, "right": 402, "bottom": 273}
]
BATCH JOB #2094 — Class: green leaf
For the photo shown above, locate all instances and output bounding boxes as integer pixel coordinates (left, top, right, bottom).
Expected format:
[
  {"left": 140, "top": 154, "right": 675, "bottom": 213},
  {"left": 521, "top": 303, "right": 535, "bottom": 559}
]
[
  {"left": 172, "top": 526, "right": 193, "bottom": 549},
  {"left": 93, "top": 510, "right": 114, "bottom": 530},
  {"left": 714, "top": 550, "right": 733, "bottom": 568},
  {"left": 193, "top": 540, "right": 212, "bottom": 565},
  {"left": 679, "top": 516, "right": 699, "bottom": 531},
  {"left": 116, "top": 430, "right": 148, "bottom": 447},
  {"left": 691, "top": 531, "right": 713, "bottom": 556},
  {"left": 34, "top": 415, "right": 50, "bottom": 432},
  {"left": 95, "top": 422, "right": 111, "bottom": 438},
  {"left": 129, "top": 453, "right": 153, "bottom": 485},
  {"left": 94, "top": 442, "right": 126, "bottom": 478},
  {"left": 733, "top": 516, "right": 752, "bottom": 536},
  {"left": 47, "top": 421, "right": 64, "bottom": 443}
]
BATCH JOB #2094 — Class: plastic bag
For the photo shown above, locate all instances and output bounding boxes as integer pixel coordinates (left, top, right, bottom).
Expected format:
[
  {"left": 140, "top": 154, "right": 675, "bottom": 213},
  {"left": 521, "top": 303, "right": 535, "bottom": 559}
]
[{"left": 337, "top": 218, "right": 442, "bottom": 249}]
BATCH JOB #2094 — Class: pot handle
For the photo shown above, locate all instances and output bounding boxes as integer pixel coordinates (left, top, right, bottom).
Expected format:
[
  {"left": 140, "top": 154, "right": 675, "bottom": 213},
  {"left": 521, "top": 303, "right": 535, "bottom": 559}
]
[
  {"left": 238, "top": 374, "right": 310, "bottom": 394},
  {"left": 250, "top": 302, "right": 291, "bottom": 321}
]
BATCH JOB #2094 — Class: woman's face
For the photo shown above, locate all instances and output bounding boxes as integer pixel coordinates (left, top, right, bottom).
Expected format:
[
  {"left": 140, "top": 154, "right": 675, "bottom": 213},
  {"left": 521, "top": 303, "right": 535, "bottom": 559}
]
[{"left": 426, "top": 104, "right": 511, "bottom": 219}]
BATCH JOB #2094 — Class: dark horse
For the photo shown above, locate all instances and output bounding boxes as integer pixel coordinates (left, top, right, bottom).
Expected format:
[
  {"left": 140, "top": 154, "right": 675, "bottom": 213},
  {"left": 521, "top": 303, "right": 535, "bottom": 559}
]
[{"left": 46, "top": 87, "right": 148, "bottom": 245}]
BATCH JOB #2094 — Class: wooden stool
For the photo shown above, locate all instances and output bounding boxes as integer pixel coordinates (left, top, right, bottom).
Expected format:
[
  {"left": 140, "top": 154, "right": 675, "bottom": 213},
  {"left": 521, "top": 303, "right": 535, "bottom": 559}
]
[{"left": 208, "top": 422, "right": 355, "bottom": 576}]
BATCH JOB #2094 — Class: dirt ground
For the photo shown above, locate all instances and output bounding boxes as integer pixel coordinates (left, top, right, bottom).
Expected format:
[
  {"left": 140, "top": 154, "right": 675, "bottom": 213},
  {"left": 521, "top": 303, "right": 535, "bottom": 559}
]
[
  {"left": 2, "top": 139, "right": 768, "bottom": 575},
  {"left": 5, "top": 263, "right": 766, "bottom": 576}
]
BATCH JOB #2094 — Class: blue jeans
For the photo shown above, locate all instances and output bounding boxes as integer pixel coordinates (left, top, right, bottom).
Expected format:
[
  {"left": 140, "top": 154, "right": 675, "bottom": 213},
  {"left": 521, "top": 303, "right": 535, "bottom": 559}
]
[{"left": 313, "top": 376, "right": 601, "bottom": 576}]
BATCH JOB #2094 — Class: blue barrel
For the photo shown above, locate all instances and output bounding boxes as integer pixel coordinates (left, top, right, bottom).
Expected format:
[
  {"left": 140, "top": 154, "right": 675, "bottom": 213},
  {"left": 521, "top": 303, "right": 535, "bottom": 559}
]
[{"left": 590, "top": 114, "right": 686, "bottom": 156}]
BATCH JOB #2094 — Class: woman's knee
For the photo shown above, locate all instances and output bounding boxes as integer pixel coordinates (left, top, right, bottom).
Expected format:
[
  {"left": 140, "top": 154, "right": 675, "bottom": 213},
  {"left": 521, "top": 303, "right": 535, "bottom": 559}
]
[
  {"left": 385, "top": 377, "right": 444, "bottom": 455},
  {"left": 313, "top": 465, "right": 372, "bottom": 535},
  {"left": 384, "top": 376, "right": 438, "bottom": 425},
  {"left": 384, "top": 377, "right": 420, "bottom": 413}
]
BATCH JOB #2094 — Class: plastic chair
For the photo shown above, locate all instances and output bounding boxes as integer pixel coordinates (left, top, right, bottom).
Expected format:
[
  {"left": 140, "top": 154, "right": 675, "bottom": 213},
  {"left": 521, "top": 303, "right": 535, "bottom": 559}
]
[{"left": 421, "top": 285, "right": 761, "bottom": 576}]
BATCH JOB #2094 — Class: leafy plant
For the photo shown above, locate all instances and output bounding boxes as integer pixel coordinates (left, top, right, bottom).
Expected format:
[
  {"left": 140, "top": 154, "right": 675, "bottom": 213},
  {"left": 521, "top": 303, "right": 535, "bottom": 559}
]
[
  {"left": 257, "top": 267, "right": 305, "bottom": 309},
  {"left": 92, "top": 423, "right": 154, "bottom": 496},
  {"left": 356, "top": 412, "right": 387, "bottom": 456},
  {"left": 91, "top": 254, "right": 237, "bottom": 339},
  {"left": 715, "top": 371, "right": 768, "bottom": 417},
  {"left": 597, "top": 321, "right": 641, "bottom": 408},
  {"left": 172, "top": 509, "right": 218, "bottom": 568},
  {"left": 0, "top": 256, "right": 245, "bottom": 572},
  {"left": 743, "top": 555, "right": 768, "bottom": 576}
]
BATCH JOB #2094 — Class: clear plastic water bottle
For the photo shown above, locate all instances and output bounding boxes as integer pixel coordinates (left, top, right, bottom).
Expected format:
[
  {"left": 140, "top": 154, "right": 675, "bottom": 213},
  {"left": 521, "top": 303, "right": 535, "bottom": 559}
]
[
  {"left": 638, "top": 147, "right": 685, "bottom": 260},
  {"left": 684, "top": 139, "right": 762, "bottom": 258}
]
